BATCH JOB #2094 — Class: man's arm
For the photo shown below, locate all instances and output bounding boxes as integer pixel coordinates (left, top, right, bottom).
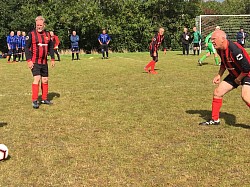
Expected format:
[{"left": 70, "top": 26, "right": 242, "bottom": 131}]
[
  {"left": 205, "top": 32, "right": 212, "bottom": 44},
  {"left": 70, "top": 35, "right": 74, "bottom": 43},
  {"left": 15, "top": 36, "right": 18, "bottom": 50},
  {"left": 231, "top": 45, "right": 250, "bottom": 83},
  {"left": 199, "top": 32, "right": 202, "bottom": 41},
  {"left": 213, "top": 65, "right": 226, "bottom": 84},
  {"left": 22, "top": 37, "right": 25, "bottom": 49},
  {"left": 236, "top": 32, "right": 242, "bottom": 40},
  {"left": 151, "top": 34, "right": 158, "bottom": 53},
  {"left": 107, "top": 34, "right": 111, "bottom": 44},
  {"left": 25, "top": 33, "right": 33, "bottom": 61},
  {"left": 98, "top": 35, "right": 102, "bottom": 45},
  {"left": 6, "top": 36, "right": 10, "bottom": 49},
  {"left": 76, "top": 35, "right": 79, "bottom": 42},
  {"left": 24, "top": 33, "right": 34, "bottom": 69}
]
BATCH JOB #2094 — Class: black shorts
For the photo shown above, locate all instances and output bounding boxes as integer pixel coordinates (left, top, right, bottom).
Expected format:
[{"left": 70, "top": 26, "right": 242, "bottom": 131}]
[
  {"left": 150, "top": 50, "right": 158, "bottom": 62},
  {"left": 101, "top": 44, "right": 108, "bottom": 52},
  {"left": 17, "top": 48, "right": 22, "bottom": 54},
  {"left": 8, "top": 49, "right": 16, "bottom": 55},
  {"left": 224, "top": 74, "right": 250, "bottom": 88},
  {"left": 31, "top": 63, "right": 48, "bottom": 77},
  {"left": 193, "top": 43, "right": 200, "bottom": 47},
  {"left": 71, "top": 46, "right": 79, "bottom": 52}
]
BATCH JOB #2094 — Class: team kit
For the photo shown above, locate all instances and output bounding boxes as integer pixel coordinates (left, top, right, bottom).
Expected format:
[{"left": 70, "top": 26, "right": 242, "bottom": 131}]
[{"left": 5, "top": 16, "right": 250, "bottom": 126}]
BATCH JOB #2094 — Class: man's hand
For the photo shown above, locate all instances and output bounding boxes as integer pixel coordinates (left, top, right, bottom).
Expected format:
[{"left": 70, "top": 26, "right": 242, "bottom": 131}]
[
  {"left": 51, "top": 60, "right": 55, "bottom": 68},
  {"left": 234, "top": 78, "right": 241, "bottom": 85},
  {"left": 213, "top": 74, "right": 221, "bottom": 84},
  {"left": 153, "top": 51, "right": 157, "bottom": 57},
  {"left": 205, "top": 43, "right": 208, "bottom": 47},
  {"left": 27, "top": 61, "right": 34, "bottom": 69}
]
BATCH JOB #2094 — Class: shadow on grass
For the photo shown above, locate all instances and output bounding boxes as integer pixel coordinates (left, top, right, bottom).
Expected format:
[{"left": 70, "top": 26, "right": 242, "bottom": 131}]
[
  {"left": 176, "top": 54, "right": 190, "bottom": 56},
  {"left": 186, "top": 109, "right": 250, "bottom": 129},
  {"left": 0, "top": 122, "right": 7, "bottom": 127},
  {"left": 197, "top": 62, "right": 208, "bottom": 66},
  {"left": 5, "top": 155, "right": 11, "bottom": 161},
  {"left": 142, "top": 69, "right": 160, "bottom": 73},
  {"left": 38, "top": 92, "right": 60, "bottom": 101}
]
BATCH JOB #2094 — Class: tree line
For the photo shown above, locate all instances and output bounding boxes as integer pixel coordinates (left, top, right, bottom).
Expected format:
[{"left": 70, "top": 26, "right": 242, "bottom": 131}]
[{"left": 0, "top": 0, "right": 249, "bottom": 53}]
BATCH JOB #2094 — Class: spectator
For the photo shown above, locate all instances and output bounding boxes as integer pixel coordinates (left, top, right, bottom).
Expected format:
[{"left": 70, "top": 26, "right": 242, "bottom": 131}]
[
  {"left": 50, "top": 31, "right": 60, "bottom": 61},
  {"left": 180, "top": 27, "right": 191, "bottom": 55},
  {"left": 21, "top": 31, "right": 26, "bottom": 61},
  {"left": 70, "top": 31, "right": 80, "bottom": 60},
  {"left": 6, "top": 31, "right": 17, "bottom": 63},
  {"left": 98, "top": 29, "right": 111, "bottom": 59},
  {"left": 236, "top": 27, "right": 248, "bottom": 47}
]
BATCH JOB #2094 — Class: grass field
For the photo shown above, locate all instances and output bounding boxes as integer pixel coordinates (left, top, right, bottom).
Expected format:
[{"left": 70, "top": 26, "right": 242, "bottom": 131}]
[{"left": 0, "top": 51, "right": 250, "bottom": 186}]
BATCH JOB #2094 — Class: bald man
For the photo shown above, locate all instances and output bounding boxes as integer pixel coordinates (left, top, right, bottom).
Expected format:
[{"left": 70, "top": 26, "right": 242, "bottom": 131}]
[
  {"left": 199, "top": 30, "right": 250, "bottom": 125},
  {"left": 144, "top": 28, "right": 166, "bottom": 74}
]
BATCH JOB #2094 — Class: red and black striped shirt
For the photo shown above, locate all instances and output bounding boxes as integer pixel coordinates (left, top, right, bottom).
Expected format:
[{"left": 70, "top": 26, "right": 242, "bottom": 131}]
[
  {"left": 149, "top": 33, "right": 166, "bottom": 53},
  {"left": 218, "top": 41, "right": 250, "bottom": 78},
  {"left": 25, "top": 30, "right": 54, "bottom": 64}
]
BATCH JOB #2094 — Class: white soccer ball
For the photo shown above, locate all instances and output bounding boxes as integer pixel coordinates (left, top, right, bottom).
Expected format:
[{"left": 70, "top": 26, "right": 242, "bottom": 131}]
[{"left": 0, "top": 144, "right": 8, "bottom": 161}]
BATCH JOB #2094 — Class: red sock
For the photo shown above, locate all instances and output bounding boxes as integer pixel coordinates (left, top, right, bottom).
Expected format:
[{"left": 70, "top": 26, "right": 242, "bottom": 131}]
[
  {"left": 212, "top": 98, "right": 223, "bottom": 120},
  {"left": 41, "top": 83, "right": 48, "bottom": 101},
  {"left": 151, "top": 61, "right": 156, "bottom": 71},
  {"left": 32, "top": 84, "right": 39, "bottom": 101},
  {"left": 145, "top": 60, "right": 155, "bottom": 69},
  {"left": 247, "top": 103, "right": 250, "bottom": 108}
]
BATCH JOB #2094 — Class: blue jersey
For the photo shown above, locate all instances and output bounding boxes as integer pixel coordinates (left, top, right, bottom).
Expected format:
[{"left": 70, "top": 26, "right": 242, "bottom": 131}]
[
  {"left": 70, "top": 35, "right": 79, "bottom": 47},
  {"left": 15, "top": 35, "right": 23, "bottom": 48},
  {"left": 21, "top": 36, "right": 26, "bottom": 47},
  {"left": 98, "top": 34, "right": 110, "bottom": 44},
  {"left": 7, "top": 35, "right": 16, "bottom": 49}
]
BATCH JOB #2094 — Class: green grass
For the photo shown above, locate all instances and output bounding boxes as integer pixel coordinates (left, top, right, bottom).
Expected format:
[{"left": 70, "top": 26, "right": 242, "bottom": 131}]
[{"left": 0, "top": 51, "right": 250, "bottom": 186}]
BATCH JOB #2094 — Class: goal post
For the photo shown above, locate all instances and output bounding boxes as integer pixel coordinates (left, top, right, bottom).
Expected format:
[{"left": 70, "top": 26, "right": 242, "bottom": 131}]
[{"left": 196, "top": 15, "right": 250, "bottom": 49}]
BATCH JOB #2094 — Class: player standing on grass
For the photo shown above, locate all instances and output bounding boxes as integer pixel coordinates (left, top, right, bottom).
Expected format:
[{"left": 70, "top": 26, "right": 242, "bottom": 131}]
[
  {"left": 192, "top": 27, "right": 202, "bottom": 55},
  {"left": 199, "top": 30, "right": 250, "bottom": 125},
  {"left": 25, "top": 16, "right": 55, "bottom": 109},
  {"left": 98, "top": 29, "right": 111, "bottom": 59},
  {"left": 144, "top": 27, "right": 166, "bottom": 74},
  {"left": 198, "top": 26, "right": 220, "bottom": 66},
  {"left": 70, "top": 31, "right": 80, "bottom": 61},
  {"left": 6, "top": 31, "right": 17, "bottom": 63},
  {"left": 15, "top": 31, "right": 23, "bottom": 62},
  {"left": 21, "top": 32, "right": 26, "bottom": 61},
  {"left": 50, "top": 31, "right": 60, "bottom": 61}
]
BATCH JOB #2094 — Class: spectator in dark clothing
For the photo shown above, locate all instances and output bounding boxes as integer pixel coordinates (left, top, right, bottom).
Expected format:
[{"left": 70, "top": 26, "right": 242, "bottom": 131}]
[
  {"left": 236, "top": 27, "right": 248, "bottom": 47},
  {"left": 180, "top": 27, "right": 191, "bottom": 55}
]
